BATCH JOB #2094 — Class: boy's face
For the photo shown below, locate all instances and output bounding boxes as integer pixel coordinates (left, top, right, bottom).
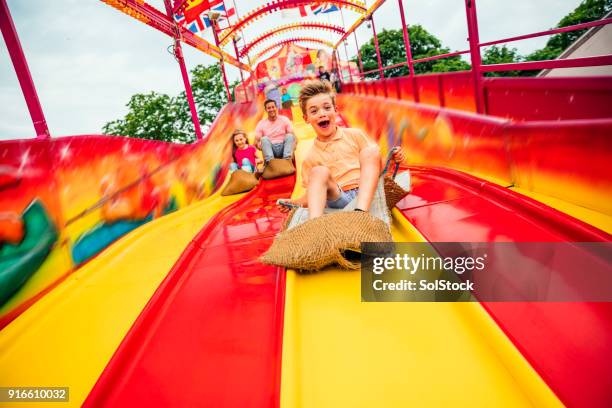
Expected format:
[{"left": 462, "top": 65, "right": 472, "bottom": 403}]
[
  {"left": 265, "top": 102, "right": 278, "bottom": 120},
  {"left": 303, "top": 93, "right": 337, "bottom": 138}
]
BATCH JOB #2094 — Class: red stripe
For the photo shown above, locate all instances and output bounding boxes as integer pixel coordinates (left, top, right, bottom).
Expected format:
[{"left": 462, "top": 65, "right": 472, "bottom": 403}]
[
  {"left": 395, "top": 166, "right": 612, "bottom": 408},
  {"left": 85, "top": 176, "right": 295, "bottom": 407}
]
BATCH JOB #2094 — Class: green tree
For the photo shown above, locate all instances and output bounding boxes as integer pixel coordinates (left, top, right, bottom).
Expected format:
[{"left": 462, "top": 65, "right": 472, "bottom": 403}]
[
  {"left": 522, "top": 0, "right": 612, "bottom": 75},
  {"left": 355, "top": 26, "right": 470, "bottom": 79},
  {"left": 481, "top": 45, "right": 522, "bottom": 77},
  {"left": 103, "top": 64, "right": 227, "bottom": 143}
]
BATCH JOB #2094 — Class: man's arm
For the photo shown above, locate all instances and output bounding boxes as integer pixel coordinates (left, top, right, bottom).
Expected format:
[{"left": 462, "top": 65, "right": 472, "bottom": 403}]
[
  {"left": 284, "top": 116, "right": 294, "bottom": 134},
  {"left": 254, "top": 123, "right": 264, "bottom": 149}
]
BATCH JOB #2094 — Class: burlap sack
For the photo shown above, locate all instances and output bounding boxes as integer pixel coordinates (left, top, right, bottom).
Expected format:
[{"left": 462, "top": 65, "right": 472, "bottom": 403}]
[
  {"left": 221, "top": 169, "right": 259, "bottom": 196},
  {"left": 384, "top": 175, "right": 410, "bottom": 211},
  {"left": 261, "top": 159, "right": 295, "bottom": 180},
  {"left": 260, "top": 211, "right": 392, "bottom": 273}
]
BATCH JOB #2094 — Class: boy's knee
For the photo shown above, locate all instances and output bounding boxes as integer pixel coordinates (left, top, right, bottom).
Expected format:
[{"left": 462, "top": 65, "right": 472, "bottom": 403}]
[
  {"left": 360, "top": 145, "right": 381, "bottom": 161},
  {"left": 309, "top": 165, "right": 331, "bottom": 180},
  {"left": 261, "top": 136, "right": 271, "bottom": 145},
  {"left": 285, "top": 133, "right": 296, "bottom": 141}
]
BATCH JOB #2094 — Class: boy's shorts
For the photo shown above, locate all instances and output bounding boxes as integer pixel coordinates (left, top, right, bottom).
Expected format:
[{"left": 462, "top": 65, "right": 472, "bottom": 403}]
[{"left": 327, "top": 187, "right": 359, "bottom": 209}]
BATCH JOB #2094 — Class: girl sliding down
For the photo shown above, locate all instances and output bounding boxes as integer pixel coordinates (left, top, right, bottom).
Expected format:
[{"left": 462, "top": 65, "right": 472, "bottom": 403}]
[{"left": 230, "top": 129, "right": 262, "bottom": 173}]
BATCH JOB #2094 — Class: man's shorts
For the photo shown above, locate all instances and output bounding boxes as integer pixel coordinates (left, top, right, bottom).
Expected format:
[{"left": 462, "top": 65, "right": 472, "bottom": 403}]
[{"left": 327, "top": 187, "right": 359, "bottom": 209}]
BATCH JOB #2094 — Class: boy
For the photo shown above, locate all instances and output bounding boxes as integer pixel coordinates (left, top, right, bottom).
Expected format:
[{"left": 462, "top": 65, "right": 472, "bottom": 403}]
[
  {"left": 254, "top": 99, "right": 296, "bottom": 164},
  {"left": 280, "top": 80, "right": 404, "bottom": 219}
]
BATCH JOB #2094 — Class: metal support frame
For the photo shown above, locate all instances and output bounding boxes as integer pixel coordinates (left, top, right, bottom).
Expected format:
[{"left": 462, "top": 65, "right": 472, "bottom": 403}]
[
  {"left": 1, "top": 0, "right": 50, "bottom": 138},
  {"left": 464, "top": 0, "right": 485, "bottom": 113},
  {"left": 353, "top": 32, "right": 364, "bottom": 80},
  {"left": 163, "top": 0, "right": 203, "bottom": 139},
  {"left": 232, "top": 37, "right": 249, "bottom": 102},
  {"left": 211, "top": 19, "right": 233, "bottom": 102},
  {"left": 370, "top": 15, "right": 384, "bottom": 80},
  {"left": 397, "top": 0, "right": 419, "bottom": 102}
]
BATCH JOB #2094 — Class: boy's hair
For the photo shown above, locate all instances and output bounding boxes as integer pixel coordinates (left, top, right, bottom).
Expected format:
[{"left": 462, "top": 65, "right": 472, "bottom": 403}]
[
  {"left": 299, "top": 80, "right": 336, "bottom": 115},
  {"left": 264, "top": 99, "right": 277, "bottom": 108}
]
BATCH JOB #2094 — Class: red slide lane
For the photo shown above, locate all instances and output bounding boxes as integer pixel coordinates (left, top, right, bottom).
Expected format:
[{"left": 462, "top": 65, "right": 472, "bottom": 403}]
[
  {"left": 397, "top": 166, "right": 612, "bottom": 408},
  {"left": 84, "top": 175, "right": 295, "bottom": 407}
]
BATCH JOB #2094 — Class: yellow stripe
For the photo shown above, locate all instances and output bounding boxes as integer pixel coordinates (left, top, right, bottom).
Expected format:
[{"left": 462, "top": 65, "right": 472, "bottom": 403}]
[
  {"left": 510, "top": 186, "right": 612, "bottom": 235},
  {"left": 0, "top": 190, "right": 242, "bottom": 407},
  {"left": 280, "top": 123, "right": 562, "bottom": 407}
]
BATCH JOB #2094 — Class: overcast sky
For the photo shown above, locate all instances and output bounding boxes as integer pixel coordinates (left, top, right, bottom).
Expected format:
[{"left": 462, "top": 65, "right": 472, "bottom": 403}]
[{"left": 1, "top": 0, "right": 582, "bottom": 140}]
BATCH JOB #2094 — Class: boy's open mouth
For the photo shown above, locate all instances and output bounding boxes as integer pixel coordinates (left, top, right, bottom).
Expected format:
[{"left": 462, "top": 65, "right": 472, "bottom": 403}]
[{"left": 317, "top": 119, "right": 331, "bottom": 129}]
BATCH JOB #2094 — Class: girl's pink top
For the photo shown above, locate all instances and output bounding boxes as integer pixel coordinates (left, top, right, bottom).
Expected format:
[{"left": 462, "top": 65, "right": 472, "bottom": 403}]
[{"left": 235, "top": 145, "right": 257, "bottom": 167}]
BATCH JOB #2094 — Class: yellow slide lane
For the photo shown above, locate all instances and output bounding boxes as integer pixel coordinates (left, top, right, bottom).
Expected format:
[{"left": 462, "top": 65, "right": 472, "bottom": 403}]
[
  {"left": 0, "top": 190, "right": 242, "bottom": 407},
  {"left": 281, "top": 122, "right": 562, "bottom": 407}
]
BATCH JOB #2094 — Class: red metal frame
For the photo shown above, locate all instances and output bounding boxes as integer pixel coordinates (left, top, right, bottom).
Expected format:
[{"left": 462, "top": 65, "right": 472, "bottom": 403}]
[
  {"left": 239, "top": 22, "right": 344, "bottom": 58},
  {"left": 163, "top": 0, "right": 204, "bottom": 140},
  {"left": 370, "top": 16, "right": 384, "bottom": 80},
  {"left": 232, "top": 37, "right": 249, "bottom": 103},
  {"left": 397, "top": 0, "right": 418, "bottom": 102},
  {"left": 464, "top": 0, "right": 485, "bottom": 114},
  {"left": 211, "top": 19, "right": 232, "bottom": 102},
  {"left": 0, "top": 0, "right": 50, "bottom": 138},
  {"left": 353, "top": 32, "right": 364, "bottom": 78}
]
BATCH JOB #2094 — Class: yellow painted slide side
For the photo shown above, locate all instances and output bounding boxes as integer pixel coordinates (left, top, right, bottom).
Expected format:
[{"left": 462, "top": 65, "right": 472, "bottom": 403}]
[
  {"left": 280, "top": 123, "right": 563, "bottom": 407},
  {"left": 0, "top": 190, "right": 242, "bottom": 407}
]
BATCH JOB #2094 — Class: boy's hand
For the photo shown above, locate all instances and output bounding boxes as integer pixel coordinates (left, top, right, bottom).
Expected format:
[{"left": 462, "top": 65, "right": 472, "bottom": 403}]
[
  {"left": 277, "top": 199, "right": 300, "bottom": 213},
  {"left": 391, "top": 147, "right": 405, "bottom": 163}
]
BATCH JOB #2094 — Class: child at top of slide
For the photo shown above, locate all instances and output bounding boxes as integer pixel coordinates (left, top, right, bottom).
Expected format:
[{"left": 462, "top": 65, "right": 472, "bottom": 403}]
[
  {"left": 278, "top": 80, "right": 404, "bottom": 219},
  {"left": 229, "top": 129, "right": 262, "bottom": 173}
]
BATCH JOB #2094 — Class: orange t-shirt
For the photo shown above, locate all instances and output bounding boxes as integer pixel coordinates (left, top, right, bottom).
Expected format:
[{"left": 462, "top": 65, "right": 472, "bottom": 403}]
[{"left": 302, "top": 127, "right": 376, "bottom": 191}]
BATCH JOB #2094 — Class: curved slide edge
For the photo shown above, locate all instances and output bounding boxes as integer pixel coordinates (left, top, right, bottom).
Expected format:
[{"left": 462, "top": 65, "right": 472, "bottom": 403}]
[
  {"left": 396, "top": 165, "right": 612, "bottom": 408},
  {"left": 279, "top": 130, "right": 562, "bottom": 407},
  {"left": 0, "top": 190, "right": 242, "bottom": 407},
  {"left": 84, "top": 175, "right": 296, "bottom": 407}
]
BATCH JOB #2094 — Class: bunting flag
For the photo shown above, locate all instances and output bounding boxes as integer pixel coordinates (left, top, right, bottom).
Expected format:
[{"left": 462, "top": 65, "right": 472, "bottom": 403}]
[
  {"left": 312, "top": 3, "right": 340, "bottom": 15},
  {"left": 175, "top": 11, "right": 211, "bottom": 34},
  {"left": 210, "top": 2, "right": 235, "bottom": 19},
  {"left": 184, "top": 0, "right": 214, "bottom": 23},
  {"left": 281, "top": 3, "right": 339, "bottom": 19},
  {"left": 281, "top": 6, "right": 312, "bottom": 18}
]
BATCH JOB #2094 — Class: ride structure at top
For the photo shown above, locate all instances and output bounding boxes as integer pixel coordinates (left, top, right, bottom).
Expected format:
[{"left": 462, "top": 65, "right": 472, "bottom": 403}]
[{"left": 1, "top": 1, "right": 612, "bottom": 407}]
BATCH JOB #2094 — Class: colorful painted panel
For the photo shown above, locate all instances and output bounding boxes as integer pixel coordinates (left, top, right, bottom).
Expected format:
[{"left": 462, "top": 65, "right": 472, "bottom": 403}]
[
  {"left": 0, "top": 100, "right": 262, "bottom": 324},
  {"left": 337, "top": 94, "right": 612, "bottom": 216}
]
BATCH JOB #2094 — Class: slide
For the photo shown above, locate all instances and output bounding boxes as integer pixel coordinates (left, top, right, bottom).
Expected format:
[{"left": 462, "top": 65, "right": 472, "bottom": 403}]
[{"left": 0, "top": 105, "right": 610, "bottom": 408}]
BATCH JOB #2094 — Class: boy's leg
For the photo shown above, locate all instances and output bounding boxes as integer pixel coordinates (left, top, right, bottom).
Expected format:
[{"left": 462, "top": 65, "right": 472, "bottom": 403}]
[
  {"left": 355, "top": 145, "right": 382, "bottom": 211},
  {"left": 307, "top": 166, "right": 342, "bottom": 219},
  {"left": 281, "top": 133, "right": 296, "bottom": 159},
  {"left": 260, "top": 137, "right": 274, "bottom": 163}
]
